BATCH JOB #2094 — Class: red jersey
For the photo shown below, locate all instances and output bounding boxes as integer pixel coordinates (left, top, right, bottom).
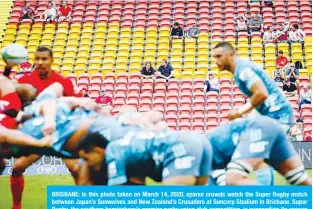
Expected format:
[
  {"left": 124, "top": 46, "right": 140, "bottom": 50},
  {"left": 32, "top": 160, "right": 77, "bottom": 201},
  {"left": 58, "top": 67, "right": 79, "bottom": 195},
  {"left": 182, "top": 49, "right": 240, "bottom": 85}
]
[
  {"left": 59, "top": 6, "right": 72, "bottom": 16},
  {"left": 0, "top": 114, "right": 16, "bottom": 129},
  {"left": 276, "top": 57, "right": 288, "bottom": 68},
  {"left": 95, "top": 96, "right": 112, "bottom": 105},
  {"left": 0, "top": 92, "right": 22, "bottom": 113},
  {"left": 18, "top": 70, "right": 79, "bottom": 96}
]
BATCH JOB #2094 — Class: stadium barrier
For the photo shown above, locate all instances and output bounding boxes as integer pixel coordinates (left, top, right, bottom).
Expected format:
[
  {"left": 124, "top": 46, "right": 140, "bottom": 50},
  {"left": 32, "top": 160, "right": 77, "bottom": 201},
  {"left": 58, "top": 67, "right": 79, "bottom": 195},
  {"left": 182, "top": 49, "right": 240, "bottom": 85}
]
[{"left": 1, "top": 142, "right": 311, "bottom": 176}]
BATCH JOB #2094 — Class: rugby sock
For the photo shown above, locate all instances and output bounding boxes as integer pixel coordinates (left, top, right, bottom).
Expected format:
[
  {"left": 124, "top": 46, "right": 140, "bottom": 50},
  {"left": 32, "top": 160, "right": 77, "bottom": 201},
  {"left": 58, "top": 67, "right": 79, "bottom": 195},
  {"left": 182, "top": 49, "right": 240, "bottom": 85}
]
[
  {"left": 256, "top": 167, "right": 275, "bottom": 185},
  {"left": 10, "top": 175, "right": 24, "bottom": 209}
]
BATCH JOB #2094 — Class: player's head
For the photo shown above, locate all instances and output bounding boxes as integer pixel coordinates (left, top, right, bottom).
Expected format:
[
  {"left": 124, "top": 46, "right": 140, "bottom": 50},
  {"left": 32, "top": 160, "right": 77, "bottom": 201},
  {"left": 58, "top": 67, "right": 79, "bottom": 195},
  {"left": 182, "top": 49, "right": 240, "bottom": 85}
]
[
  {"left": 253, "top": 13, "right": 259, "bottom": 19},
  {"left": 208, "top": 71, "right": 214, "bottom": 79},
  {"left": 77, "top": 132, "right": 109, "bottom": 168},
  {"left": 213, "top": 42, "right": 236, "bottom": 72},
  {"left": 34, "top": 47, "right": 53, "bottom": 79},
  {"left": 62, "top": 1, "right": 67, "bottom": 7},
  {"left": 267, "top": 26, "right": 273, "bottom": 32},
  {"left": 48, "top": 2, "right": 53, "bottom": 8},
  {"left": 25, "top": 2, "right": 30, "bottom": 7},
  {"left": 14, "top": 83, "right": 37, "bottom": 108}
]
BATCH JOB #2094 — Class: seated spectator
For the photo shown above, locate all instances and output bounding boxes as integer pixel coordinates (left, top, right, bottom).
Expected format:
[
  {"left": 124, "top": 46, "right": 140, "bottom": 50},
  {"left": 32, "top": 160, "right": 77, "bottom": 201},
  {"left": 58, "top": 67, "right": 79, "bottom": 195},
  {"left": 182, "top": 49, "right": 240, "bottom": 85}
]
[
  {"left": 290, "top": 118, "right": 304, "bottom": 141},
  {"left": 170, "top": 22, "right": 183, "bottom": 49},
  {"left": 186, "top": 22, "right": 199, "bottom": 39},
  {"left": 305, "top": 136, "right": 312, "bottom": 141},
  {"left": 285, "top": 63, "right": 299, "bottom": 88},
  {"left": 289, "top": 24, "right": 306, "bottom": 43},
  {"left": 204, "top": 72, "right": 219, "bottom": 93},
  {"left": 21, "top": 2, "right": 35, "bottom": 22},
  {"left": 299, "top": 84, "right": 311, "bottom": 109},
  {"left": 41, "top": 2, "right": 57, "bottom": 23},
  {"left": 95, "top": 90, "right": 112, "bottom": 107},
  {"left": 234, "top": 15, "right": 248, "bottom": 32},
  {"left": 276, "top": 50, "right": 288, "bottom": 69},
  {"left": 81, "top": 88, "right": 89, "bottom": 97},
  {"left": 263, "top": 25, "right": 276, "bottom": 44},
  {"left": 263, "top": 0, "right": 274, "bottom": 6},
  {"left": 248, "top": 13, "right": 263, "bottom": 33},
  {"left": 157, "top": 59, "right": 174, "bottom": 81},
  {"left": 273, "top": 67, "right": 284, "bottom": 86},
  {"left": 141, "top": 61, "right": 155, "bottom": 79},
  {"left": 58, "top": 1, "right": 72, "bottom": 22},
  {"left": 275, "top": 22, "right": 290, "bottom": 42},
  {"left": 283, "top": 78, "right": 298, "bottom": 97}
]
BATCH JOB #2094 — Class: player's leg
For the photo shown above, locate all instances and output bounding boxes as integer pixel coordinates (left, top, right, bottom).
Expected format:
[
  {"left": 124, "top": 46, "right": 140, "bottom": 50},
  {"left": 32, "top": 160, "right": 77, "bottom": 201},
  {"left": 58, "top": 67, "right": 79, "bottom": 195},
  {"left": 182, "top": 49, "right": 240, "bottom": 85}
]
[
  {"left": 11, "top": 154, "right": 40, "bottom": 209},
  {"left": 226, "top": 158, "right": 265, "bottom": 185},
  {"left": 64, "top": 159, "right": 81, "bottom": 185},
  {"left": 268, "top": 138, "right": 311, "bottom": 185}
]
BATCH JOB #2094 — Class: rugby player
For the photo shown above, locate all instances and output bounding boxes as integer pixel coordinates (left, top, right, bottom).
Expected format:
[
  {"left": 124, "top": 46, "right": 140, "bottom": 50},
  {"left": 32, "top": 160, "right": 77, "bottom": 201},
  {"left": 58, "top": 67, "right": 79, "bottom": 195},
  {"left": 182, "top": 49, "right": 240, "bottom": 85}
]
[
  {"left": 213, "top": 42, "right": 295, "bottom": 185},
  {"left": 76, "top": 127, "right": 212, "bottom": 186},
  {"left": 208, "top": 116, "right": 311, "bottom": 186}
]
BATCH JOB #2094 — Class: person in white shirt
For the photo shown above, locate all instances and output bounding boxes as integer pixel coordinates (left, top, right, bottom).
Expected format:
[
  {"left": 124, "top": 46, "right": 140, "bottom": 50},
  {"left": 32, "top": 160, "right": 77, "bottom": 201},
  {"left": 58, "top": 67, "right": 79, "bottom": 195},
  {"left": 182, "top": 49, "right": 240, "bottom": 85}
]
[
  {"left": 299, "top": 83, "right": 311, "bottom": 109},
  {"left": 41, "top": 2, "right": 57, "bottom": 23},
  {"left": 204, "top": 72, "right": 219, "bottom": 93},
  {"left": 289, "top": 24, "right": 306, "bottom": 43},
  {"left": 263, "top": 25, "right": 275, "bottom": 44}
]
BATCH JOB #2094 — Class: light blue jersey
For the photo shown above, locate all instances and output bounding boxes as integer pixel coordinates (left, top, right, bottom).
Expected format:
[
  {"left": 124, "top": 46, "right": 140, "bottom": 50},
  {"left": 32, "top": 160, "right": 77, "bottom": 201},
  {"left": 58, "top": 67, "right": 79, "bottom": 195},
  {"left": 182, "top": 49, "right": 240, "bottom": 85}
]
[
  {"left": 234, "top": 58, "right": 294, "bottom": 129},
  {"left": 208, "top": 116, "right": 297, "bottom": 171},
  {"left": 105, "top": 130, "right": 212, "bottom": 185}
]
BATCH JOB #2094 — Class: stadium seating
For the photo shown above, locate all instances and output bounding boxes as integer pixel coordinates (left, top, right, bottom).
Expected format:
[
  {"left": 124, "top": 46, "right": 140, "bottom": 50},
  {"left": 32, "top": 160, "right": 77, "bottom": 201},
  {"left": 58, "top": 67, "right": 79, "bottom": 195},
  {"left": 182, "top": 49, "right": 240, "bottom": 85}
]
[{"left": 0, "top": 0, "right": 311, "bottom": 137}]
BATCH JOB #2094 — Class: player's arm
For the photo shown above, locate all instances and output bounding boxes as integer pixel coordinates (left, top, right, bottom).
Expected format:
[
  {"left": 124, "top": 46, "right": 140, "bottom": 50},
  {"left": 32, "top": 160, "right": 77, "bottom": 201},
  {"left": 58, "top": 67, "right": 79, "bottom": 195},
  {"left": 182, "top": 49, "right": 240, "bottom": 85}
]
[
  {"left": 0, "top": 126, "right": 52, "bottom": 147},
  {"left": 229, "top": 68, "right": 268, "bottom": 119}
]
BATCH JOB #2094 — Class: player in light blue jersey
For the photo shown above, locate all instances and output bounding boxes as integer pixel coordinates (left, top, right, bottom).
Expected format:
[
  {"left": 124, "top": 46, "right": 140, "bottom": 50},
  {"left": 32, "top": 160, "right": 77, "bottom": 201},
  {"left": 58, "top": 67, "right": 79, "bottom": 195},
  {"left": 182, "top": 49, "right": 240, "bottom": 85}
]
[
  {"left": 208, "top": 116, "right": 311, "bottom": 186},
  {"left": 77, "top": 128, "right": 212, "bottom": 185},
  {"left": 213, "top": 42, "right": 294, "bottom": 185},
  {"left": 213, "top": 42, "right": 294, "bottom": 131}
]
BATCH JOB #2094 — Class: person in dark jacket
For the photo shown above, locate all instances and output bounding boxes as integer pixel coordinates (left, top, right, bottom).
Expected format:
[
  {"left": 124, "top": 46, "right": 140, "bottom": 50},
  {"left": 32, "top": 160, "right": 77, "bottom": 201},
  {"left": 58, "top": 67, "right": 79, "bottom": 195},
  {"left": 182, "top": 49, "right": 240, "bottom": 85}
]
[
  {"left": 170, "top": 22, "right": 184, "bottom": 49},
  {"left": 157, "top": 59, "right": 174, "bottom": 81},
  {"left": 141, "top": 62, "right": 155, "bottom": 79}
]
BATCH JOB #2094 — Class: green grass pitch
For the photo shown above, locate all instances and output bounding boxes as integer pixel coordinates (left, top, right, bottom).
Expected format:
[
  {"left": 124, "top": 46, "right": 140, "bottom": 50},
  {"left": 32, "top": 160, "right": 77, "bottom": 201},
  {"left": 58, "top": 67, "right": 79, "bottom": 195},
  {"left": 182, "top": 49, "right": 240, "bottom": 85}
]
[{"left": 0, "top": 170, "right": 311, "bottom": 209}]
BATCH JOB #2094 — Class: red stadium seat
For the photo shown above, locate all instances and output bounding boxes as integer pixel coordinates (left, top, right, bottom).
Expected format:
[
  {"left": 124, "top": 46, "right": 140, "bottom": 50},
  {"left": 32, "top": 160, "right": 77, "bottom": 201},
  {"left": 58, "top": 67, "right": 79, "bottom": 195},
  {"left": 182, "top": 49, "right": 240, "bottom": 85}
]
[
  {"left": 77, "top": 80, "right": 89, "bottom": 89},
  {"left": 193, "top": 106, "right": 205, "bottom": 115},
  {"left": 179, "top": 114, "right": 192, "bottom": 123},
  {"left": 154, "top": 99, "right": 166, "bottom": 108},
  {"left": 129, "top": 79, "right": 141, "bottom": 87},
  {"left": 115, "top": 86, "right": 127, "bottom": 95},
  {"left": 165, "top": 106, "right": 178, "bottom": 115},
  {"left": 154, "top": 92, "right": 166, "bottom": 100},
  {"left": 192, "top": 122, "right": 205, "bottom": 133},
  {"left": 126, "top": 100, "right": 138, "bottom": 109},
  {"left": 233, "top": 98, "right": 246, "bottom": 106},
  {"left": 206, "top": 91, "right": 219, "bottom": 100},
  {"left": 206, "top": 121, "right": 218, "bottom": 132},
  {"left": 167, "top": 122, "right": 177, "bottom": 130},
  {"left": 181, "top": 92, "right": 192, "bottom": 100},
  {"left": 168, "top": 85, "right": 179, "bottom": 94},
  {"left": 194, "top": 92, "right": 205, "bottom": 100},
  {"left": 128, "top": 86, "right": 140, "bottom": 94},
  {"left": 206, "top": 98, "right": 218, "bottom": 107},
  {"left": 152, "top": 106, "right": 165, "bottom": 113},
  {"left": 90, "top": 80, "right": 102, "bottom": 89},
  {"left": 141, "top": 93, "right": 153, "bottom": 100},
  {"left": 114, "top": 93, "right": 127, "bottom": 103},
  {"left": 179, "top": 106, "right": 192, "bottom": 115},
  {"left": 179, "top": 122, "right": 191, "bottom": 130},
  {"left": 142, "top": 79, "right": 154, "bottom": 87},
  {"left": 166, "top": 114, "right": 178, "bottom": 123},
  {"left": 220, "top": 106, "right": 231, "bottom": 115},
  {"left": 193, "top": 114, "right": 205, "bottom": 122},
  {"left": 180, "top": 99, "right": 192, "bottom": 107},
  {"left": 155, "top": 85, "right": 166, "bottom": 94},
  {"left": 167, "top": 99, "right": 179, "bottom": 108},
  {"left": 167, "top": 92, "right": 178, "bottom": 100},
  {"left": 128, "top": 93, "right": 140, "bottom": 101},
  {"left": 139, "top": 99, "right": 152, "bottom": 109},
  {"left": 301, "top": 104, "right": 312, "bottom": 113},
  {"left": 141, "top": 86, "right": 153, "bottom": 94}
]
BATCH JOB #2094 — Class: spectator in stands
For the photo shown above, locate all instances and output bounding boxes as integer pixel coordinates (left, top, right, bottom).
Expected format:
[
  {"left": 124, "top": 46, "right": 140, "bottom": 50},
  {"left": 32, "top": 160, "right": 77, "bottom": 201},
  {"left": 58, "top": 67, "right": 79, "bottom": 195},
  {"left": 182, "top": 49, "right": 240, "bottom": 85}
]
[
  {"left": 283, "top": 78, "right": 298, "bottom": 98},
  {"left": 263, "top": 25, "right": 276, "bottom": 44},
  {"left": 290, "top": 118, "right": 304, "bottom": 141},
  {"left": 273, "top": 67, "right": 284, "bottom": 87},
  {"left": 234, "top": 15, "right": 248, "bottom": 32},
  {"left": 170, "top": 22, "right": 184, "bottom": 49},
  {"left": 95, "top": 90, "right": 112, "bottom": 107},
  {"left": 248, "top": 13, "right": 263, "bottom": 33},
  {"left": 275, "top": 22, "right": 290, "bottom": 42},
  {"left": 157, "top": 59, "right": 174, "bottom": 81},
  {"left": 58, "top": 1, "right": 72, "bottom": 23},
  {"left": 21, "top": 2, "right": 35, "bottom": 22},
  {"left": 18, "top": 47, "right": 80, "bottom": 97},
  {"left": 204, "top": 72, "right": 219, "bottom": 93},
  {"left": 299, "top": 84, "right": 311, "bottom": 109},
  {"left": 276, "top": 50, "right": 288, "bottom": 68},
  {"left": 289, "top": 24, "right": 306, "bottom": 43},
  {"left": 41, "top": 2, "right": 57, "bottom": 23},
  {"left": 263, "top": 0, "right": 274, "bottom": 6},
  {"left": 285, "top": 63, "right": 299, "bottom": 86},
  {"left": 186, "top": 22, "right": 199, "bottom": 39},
  {"left": 81, "top": 88, "right": 89, "bottom": 98},
  {"left": 141, "top": 62, "right": 155, "bottom": 79}
]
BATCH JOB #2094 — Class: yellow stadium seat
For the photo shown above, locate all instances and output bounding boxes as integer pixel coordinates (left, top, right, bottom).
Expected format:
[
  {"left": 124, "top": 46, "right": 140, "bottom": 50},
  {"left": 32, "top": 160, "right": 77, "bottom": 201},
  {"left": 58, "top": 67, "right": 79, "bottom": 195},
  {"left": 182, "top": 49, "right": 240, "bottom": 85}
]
[
  {"left": 52, "top": 63, "right": 60, "bottom": 71},
  {"left": 173, "top": 69, "right": 181, "bottom": 79},
  {"left": 304, "top": 36, "right": 312, "bottom": 44},
  {"left": 219, "top": 71, "right": 233, "bottom": 79},
  {"left": 181, "top": 71, "right": 194, "bottom": 79},
  {"left": 3, "top": 34, "right": 15, "bottom": 42},
  {"left": 307, "top": 65, "right": 312, "bottom": 74},
  {"left": 194, "top": 71, "right": 206, "bottom": 79},
  {"left": 299, "top": 69, "right": 309, "bottom": 77},
  {"left": 251, "top": 37, "right": 262, "bottom": 45},
  {"left": 15, "top": 40, "right": 27, "bottom": 47},
  {"left": 277, "top": 43, "right": 289, "bottom": 54}
]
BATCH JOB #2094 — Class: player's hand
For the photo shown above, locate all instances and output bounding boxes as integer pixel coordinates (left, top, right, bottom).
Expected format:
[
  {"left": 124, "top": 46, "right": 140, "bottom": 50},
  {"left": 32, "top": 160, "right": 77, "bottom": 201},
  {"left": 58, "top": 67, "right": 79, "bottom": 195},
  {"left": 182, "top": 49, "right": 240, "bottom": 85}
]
[
  {"left": 227, "top": 109, "right": 243, "bottom": 120},
  {"left": 38, "top": 135, "right": 54, "bottom": 147},
  {"left": 42, "top": 121, "right": 56, "bottom": 136}
]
